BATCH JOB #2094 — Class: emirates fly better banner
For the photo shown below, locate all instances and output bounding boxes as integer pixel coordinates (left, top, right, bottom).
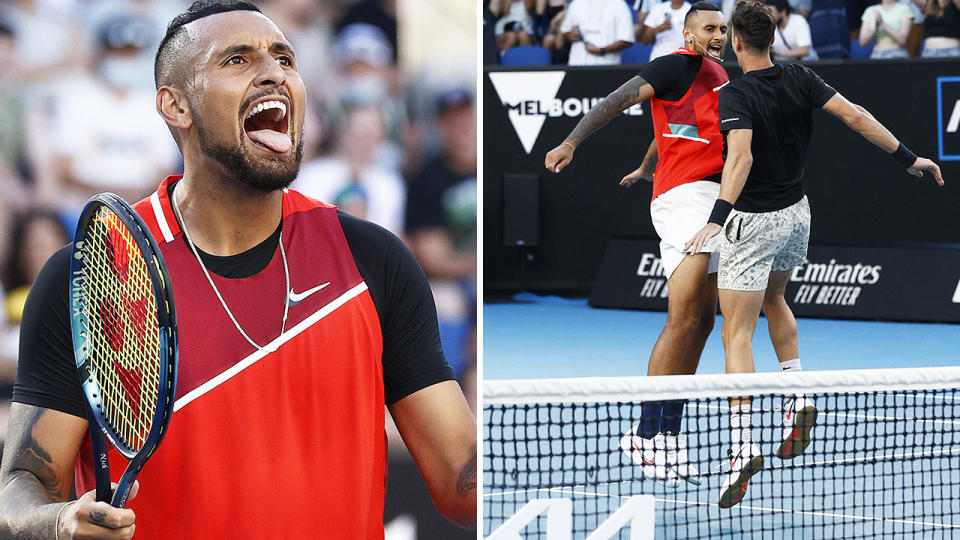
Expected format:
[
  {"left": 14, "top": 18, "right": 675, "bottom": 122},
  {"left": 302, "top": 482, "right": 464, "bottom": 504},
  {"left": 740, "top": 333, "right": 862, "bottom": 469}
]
[{"left": 589, "top": 239, "right": 960, "bottom": 323}]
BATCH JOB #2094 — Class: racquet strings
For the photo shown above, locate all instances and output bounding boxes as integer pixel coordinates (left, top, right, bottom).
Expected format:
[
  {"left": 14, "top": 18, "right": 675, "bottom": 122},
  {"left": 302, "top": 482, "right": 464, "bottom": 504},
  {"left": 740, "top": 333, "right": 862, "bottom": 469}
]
[{"left": 80, "top": 205, "right": 163, "bottom": 453}]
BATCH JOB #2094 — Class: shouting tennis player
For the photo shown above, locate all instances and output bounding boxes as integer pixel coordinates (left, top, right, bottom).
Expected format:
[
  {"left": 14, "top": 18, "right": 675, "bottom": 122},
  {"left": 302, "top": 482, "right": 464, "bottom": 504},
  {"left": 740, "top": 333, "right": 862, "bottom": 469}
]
[
  {"left": 684, "top": 0, "right": 943, "bottom": 508},
  {"left": 545, "top": 1, "right": 728, "bottom": 487},
  {"left": 0, "top": 1, "right": 477, "bottom": 537}
]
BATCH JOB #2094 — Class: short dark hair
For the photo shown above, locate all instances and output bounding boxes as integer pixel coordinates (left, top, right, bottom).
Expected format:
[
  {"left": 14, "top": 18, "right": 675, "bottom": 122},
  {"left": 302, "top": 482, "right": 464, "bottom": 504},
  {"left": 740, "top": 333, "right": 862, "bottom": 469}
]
[
  {"left": 731, "top": 0, "right": 776, "bottom": 52},
  {"left": 685, "top": 1, "right": 723, "bottom": 26},
  {"left": 767, "top": 0, "right": 791, "bottom": 13},
  {"left": 153, "top": 0, "right": 262, "bottom": 88}
]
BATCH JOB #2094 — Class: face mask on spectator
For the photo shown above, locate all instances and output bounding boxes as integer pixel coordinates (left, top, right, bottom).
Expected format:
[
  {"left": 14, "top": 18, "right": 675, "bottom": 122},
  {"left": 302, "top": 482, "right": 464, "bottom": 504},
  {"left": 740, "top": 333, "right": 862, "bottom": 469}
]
[{"left": 99, "top": 57, "right": 144, "bottom": 90}]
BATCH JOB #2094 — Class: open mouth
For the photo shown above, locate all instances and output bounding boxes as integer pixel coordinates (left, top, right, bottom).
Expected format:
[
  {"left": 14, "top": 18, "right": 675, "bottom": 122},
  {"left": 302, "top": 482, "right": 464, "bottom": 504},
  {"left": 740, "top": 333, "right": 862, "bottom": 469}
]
[
  {"left": 243, "top": 98, "right": 291, "bottom": 153},
  {"left": 707, "top": 43, "right": 723, "bottom": 56}
]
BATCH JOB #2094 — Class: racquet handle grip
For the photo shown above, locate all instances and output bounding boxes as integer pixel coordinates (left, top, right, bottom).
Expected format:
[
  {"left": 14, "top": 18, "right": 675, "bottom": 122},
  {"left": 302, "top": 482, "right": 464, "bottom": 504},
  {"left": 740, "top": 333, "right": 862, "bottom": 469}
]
[{"left": 85, "top": 404, "right": 113, "bottom": 503}]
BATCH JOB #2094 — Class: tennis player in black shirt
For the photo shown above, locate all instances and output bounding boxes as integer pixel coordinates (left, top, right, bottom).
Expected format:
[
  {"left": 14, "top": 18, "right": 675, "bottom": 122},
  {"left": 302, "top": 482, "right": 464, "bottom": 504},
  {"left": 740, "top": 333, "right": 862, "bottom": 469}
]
[{"left": 685, "top": 0, "right": 944, "bottom": 509}]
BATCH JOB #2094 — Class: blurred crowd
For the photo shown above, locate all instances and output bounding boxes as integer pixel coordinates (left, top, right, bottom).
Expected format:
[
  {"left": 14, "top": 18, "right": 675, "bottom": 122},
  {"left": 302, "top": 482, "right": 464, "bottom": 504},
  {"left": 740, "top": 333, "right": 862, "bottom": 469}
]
[
  {"left": 483, "top": 0, "right": 960, "bottom": 64},
  {"left": 0, "top": 0, "right": 477, "bottom": 447}
]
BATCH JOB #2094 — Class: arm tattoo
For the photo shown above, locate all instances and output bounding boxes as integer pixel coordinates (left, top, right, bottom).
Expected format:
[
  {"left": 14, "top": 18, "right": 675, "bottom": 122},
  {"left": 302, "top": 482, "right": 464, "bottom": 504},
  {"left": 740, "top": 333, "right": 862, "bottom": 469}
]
[
  {"left": 566, "top": 76, "right": 649, "bottom": 147},
  {"left": 89, "top": 511, "right": 107, "bottom": 525},
  {"left": 5, "top": 408, "right": 65, "bottom": 499},
  {"left": 456, "top": 450, "right": 477, "bottom": 498}
]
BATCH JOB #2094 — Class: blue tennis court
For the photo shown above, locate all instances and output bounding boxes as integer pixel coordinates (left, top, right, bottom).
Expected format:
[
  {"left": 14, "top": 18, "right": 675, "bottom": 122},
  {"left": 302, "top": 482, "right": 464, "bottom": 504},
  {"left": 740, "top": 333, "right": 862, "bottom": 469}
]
[
  {"left": 482, "top": 296, "right": 960, "bottom": 539},
  {"left": 482, "top": 295, "right": 960, "bottom": 379}
]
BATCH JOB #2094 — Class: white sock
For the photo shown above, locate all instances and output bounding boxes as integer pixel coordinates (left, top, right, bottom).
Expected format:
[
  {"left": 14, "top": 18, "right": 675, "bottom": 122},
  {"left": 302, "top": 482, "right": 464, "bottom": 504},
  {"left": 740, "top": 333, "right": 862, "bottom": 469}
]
[
  {"left": 730, "top": 403, "right": 753, "bottom": 446},
  {"left": 780, "top": 358, "right": 802, "bottom": 371}
]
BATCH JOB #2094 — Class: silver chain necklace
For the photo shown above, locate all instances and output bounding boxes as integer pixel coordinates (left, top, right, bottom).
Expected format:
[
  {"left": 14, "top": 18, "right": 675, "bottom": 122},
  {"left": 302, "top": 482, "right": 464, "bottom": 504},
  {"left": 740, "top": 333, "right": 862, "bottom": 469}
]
[{"left": 171, "top": 184, "right": 291, "bottom": 351}]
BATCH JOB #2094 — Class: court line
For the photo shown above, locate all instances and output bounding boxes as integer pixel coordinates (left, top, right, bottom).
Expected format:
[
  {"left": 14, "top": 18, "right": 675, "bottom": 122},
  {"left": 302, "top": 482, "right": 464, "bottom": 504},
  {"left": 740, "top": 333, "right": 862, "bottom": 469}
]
[{"left": 484, "top": 486, "right": 960, "bottom": 529}]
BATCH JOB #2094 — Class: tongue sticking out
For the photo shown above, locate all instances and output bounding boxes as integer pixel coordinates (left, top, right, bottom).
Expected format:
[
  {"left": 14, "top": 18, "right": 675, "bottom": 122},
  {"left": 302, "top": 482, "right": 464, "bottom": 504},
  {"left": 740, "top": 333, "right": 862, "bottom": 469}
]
[{"left": 247, "top": 129, "right": 292, "bottom": 153}]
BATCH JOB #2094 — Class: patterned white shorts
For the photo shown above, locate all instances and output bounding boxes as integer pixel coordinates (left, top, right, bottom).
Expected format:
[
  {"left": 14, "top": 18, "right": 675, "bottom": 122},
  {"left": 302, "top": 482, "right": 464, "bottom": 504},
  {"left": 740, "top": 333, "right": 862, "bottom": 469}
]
[{"left": 718, "top": 196, "right": 810, "bottom": 291}]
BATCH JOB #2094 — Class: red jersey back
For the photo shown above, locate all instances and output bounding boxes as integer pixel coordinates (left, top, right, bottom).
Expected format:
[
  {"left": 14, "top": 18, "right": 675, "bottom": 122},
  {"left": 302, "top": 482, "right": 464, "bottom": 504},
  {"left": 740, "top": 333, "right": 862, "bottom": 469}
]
[{"left": 649, "top": 48, "right": 728, "bottom": 201}]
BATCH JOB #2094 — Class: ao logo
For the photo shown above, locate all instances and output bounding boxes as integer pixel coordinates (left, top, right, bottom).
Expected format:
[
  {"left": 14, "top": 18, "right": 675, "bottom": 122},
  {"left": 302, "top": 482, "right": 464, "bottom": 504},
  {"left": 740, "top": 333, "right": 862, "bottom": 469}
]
[
  {"left": 937, "top": 77, "right": 960, "bottom": 160},
  {"left": 485, "top": 496, "right": 655, "bottom": 540},
  {"left": 947, "top": 100, "right": 960, "bottom": 134}
]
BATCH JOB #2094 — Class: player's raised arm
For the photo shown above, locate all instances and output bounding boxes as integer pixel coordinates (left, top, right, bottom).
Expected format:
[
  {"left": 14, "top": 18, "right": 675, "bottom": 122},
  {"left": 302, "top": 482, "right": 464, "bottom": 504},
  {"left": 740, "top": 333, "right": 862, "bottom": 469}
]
[
  {"left": 544, "top": 76, "right": 656, "bottom": 173},
  {"left": 389, "top": 382, "right": 477, "bottom": 529},
  {"left": 821, "top": 93, "right": 944, "bottom": 186}
]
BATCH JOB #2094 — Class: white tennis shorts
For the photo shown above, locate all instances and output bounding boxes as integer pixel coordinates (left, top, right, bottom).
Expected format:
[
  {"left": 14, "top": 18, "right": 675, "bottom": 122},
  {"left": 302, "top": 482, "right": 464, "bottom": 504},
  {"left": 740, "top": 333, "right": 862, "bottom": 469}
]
[
  {"left": 718, "top": 196, "right": 811, "bottom": 291},
  {"left": 649, "top": 180, "right": 722, "bottom": 279}
]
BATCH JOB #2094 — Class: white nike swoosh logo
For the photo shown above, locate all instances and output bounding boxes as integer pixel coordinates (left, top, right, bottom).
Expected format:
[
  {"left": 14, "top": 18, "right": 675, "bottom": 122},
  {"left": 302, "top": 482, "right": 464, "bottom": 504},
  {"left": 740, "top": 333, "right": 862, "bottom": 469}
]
[{"left": 288, "top": 282, "right": 331, "bottom": 304}]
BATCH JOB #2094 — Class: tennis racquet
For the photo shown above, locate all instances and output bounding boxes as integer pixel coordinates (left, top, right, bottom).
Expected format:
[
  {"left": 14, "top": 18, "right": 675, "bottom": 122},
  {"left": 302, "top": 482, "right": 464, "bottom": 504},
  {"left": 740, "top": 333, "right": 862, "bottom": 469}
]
[{"left": 69, "top": 193, "right": 178, "bottom": 508}]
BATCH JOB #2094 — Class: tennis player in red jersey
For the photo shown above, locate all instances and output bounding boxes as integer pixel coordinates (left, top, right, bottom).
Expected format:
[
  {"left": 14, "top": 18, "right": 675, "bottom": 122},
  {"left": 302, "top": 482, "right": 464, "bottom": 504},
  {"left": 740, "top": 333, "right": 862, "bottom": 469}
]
[
  {"left": 0, "top": 2, "right": 476, "bottom": 538},
  {"left": 545, "top": 1, "right": 728, "bottom": 488}
]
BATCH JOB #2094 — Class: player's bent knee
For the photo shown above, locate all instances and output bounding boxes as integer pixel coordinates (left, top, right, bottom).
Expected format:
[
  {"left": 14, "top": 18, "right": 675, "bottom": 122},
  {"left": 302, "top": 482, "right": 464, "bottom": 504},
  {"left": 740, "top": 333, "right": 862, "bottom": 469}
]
[{"left": 664, "top": 312, "right": 701, "bottom": 335}]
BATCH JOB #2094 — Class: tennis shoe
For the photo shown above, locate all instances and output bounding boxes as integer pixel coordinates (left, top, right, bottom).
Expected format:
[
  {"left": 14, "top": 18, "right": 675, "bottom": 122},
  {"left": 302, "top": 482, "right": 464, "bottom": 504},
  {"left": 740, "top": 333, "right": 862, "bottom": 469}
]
[
  {"left": 718, "top": 443, "right": 764, "bottom": 509},
  {"left": 619, "top": 428, "right": 678, "bottom": 487},
  {"left": 664, "top": 432, "right": 701, "bottom": 486},
  {"left": 777, "top": 395, "right": 818, "bottom": 460}
]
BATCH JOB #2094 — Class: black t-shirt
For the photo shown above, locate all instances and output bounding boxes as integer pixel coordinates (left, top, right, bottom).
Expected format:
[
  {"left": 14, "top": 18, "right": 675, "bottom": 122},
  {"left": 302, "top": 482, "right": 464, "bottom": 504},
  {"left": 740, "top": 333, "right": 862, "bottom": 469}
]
[
  {"left": 12, "top": 210, "right": 453, "bottom": 419},
  {"left": 925, "top": 2, "right": 960, "bottom": 39},
  {"left": 718, "top": 63, "right": 837, "bottom": 212},
  {"left": 639, "top": 53, "right": 703, "bottom": 102},
  {"left": 405, "top": 157, "right": 477, "bottom": 253}
]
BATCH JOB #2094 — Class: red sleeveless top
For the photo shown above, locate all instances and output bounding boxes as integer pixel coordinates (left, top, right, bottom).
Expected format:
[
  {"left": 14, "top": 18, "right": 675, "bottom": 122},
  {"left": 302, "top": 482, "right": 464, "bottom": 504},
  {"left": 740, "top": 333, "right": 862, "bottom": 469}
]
[
  {"left": 74, "top": 176, "right": 387, "bottom": 539},
  {"left": 649, "top": 48, "right": 728, "bottom": 202}
]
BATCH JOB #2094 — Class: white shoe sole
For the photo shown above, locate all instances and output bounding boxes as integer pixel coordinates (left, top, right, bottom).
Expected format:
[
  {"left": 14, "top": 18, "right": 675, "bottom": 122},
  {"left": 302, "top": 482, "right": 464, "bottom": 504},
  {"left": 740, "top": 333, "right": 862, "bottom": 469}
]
[
  {"left": 718, "top": 455, "right": 764, "bottom": 509},
  {"left": 776, "top": 405, "right": 818, "bottom": 460}
]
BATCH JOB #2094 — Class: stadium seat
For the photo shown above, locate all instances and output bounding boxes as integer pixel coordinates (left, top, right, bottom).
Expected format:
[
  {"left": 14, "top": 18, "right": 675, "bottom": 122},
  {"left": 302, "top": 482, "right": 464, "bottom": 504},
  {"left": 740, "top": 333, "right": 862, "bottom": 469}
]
[
  {"left": 621, "top": 42, "right": 653, "bottom": 64},
  {"left": 849, "top": 38, "right": 874, "bottom": 59},
  {"left": 500, "top": 45, "right": 552, "bottom": 66}
]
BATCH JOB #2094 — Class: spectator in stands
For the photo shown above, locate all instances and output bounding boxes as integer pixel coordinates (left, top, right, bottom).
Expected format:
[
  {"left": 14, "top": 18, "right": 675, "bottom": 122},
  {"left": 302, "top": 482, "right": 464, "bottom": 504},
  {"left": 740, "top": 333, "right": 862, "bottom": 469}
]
[
  {"left": 332, "top": 23, "right": 404, "bottom": 169},
  {"left": 0, "top": 0, "right": 90, "bottom": 87},
  {"left": 903, "top": 0, "right": 928, "bottom": 55},
  {"left": 0, "top": 18, "right": 36, "bottom": 256},
  {"left": 84, "top": 0, "right": 183, "bottom": 93},
  {"left": 809, "top": 0, "right": 850, "bottom": 57},
  {"left": 293, "top": 103, "right": 406, "bottom": 236},
  {"left": 541, "top": 5, "right": 571, "bottom": 63},
  {"left": 484, "top": 4, "right": 502, "bottom": 65},
  {"left": 642, "top": 0, "right": 691, "bottom": 60},
  {"left": 337, "top": 0, "right": 398, "bottom": 62},
  {"left": 561, "top": 0, "right": 634, "bottom": 64},
  {"left": 0, "top": 208, "right": 69, "bottom": 447},
  {"left": 492, "top": 0, "right": 536, "bottom": 52},
  {"left": 635, "top": 0, "right": 659, "bottom": 38},
  {"left": 405, "top": 88, "right": 477, "bottom": 380},
  {"left": 921, "top": 0, "right": 960, "bottom": 56},
  {"left": 789, "top": 0, "right": 813, "bottom": 18},
  {"left": 536, "top": 0, "right": 567, "bottom": 37},
  {"left": 770, "top": 0, "right": 819, "bottom": 59},
  {"left": 47, "top": 14, "right": 180, "bottom": 212},
  {"left": 860, "top": 0, "right": 913, "bottom": 58}
]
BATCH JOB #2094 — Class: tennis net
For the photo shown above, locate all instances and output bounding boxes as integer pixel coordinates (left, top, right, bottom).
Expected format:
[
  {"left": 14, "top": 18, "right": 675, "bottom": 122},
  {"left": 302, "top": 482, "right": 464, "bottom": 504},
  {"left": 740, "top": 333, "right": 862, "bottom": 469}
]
[{"left": 483, "top": 366, "right": 960, "bottom": 539}]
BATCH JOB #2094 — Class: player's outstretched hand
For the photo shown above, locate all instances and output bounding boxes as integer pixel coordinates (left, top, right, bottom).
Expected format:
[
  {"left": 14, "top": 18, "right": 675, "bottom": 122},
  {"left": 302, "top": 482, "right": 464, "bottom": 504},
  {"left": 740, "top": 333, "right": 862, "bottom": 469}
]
[
  {"left": 907, "top": 157, "right": 944, "bottom": 186},
  {"left": 620, "top": 165, "right": 654, "bottom": 187},
  {"left": 58, "top": 481, "right": 139, "bottom": 539},
  {"left": 545, "top": 142, "right": 575, "bottom": 173},
  {"left": 684, "top": 223, "right": 722, "bottom": 254}
]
